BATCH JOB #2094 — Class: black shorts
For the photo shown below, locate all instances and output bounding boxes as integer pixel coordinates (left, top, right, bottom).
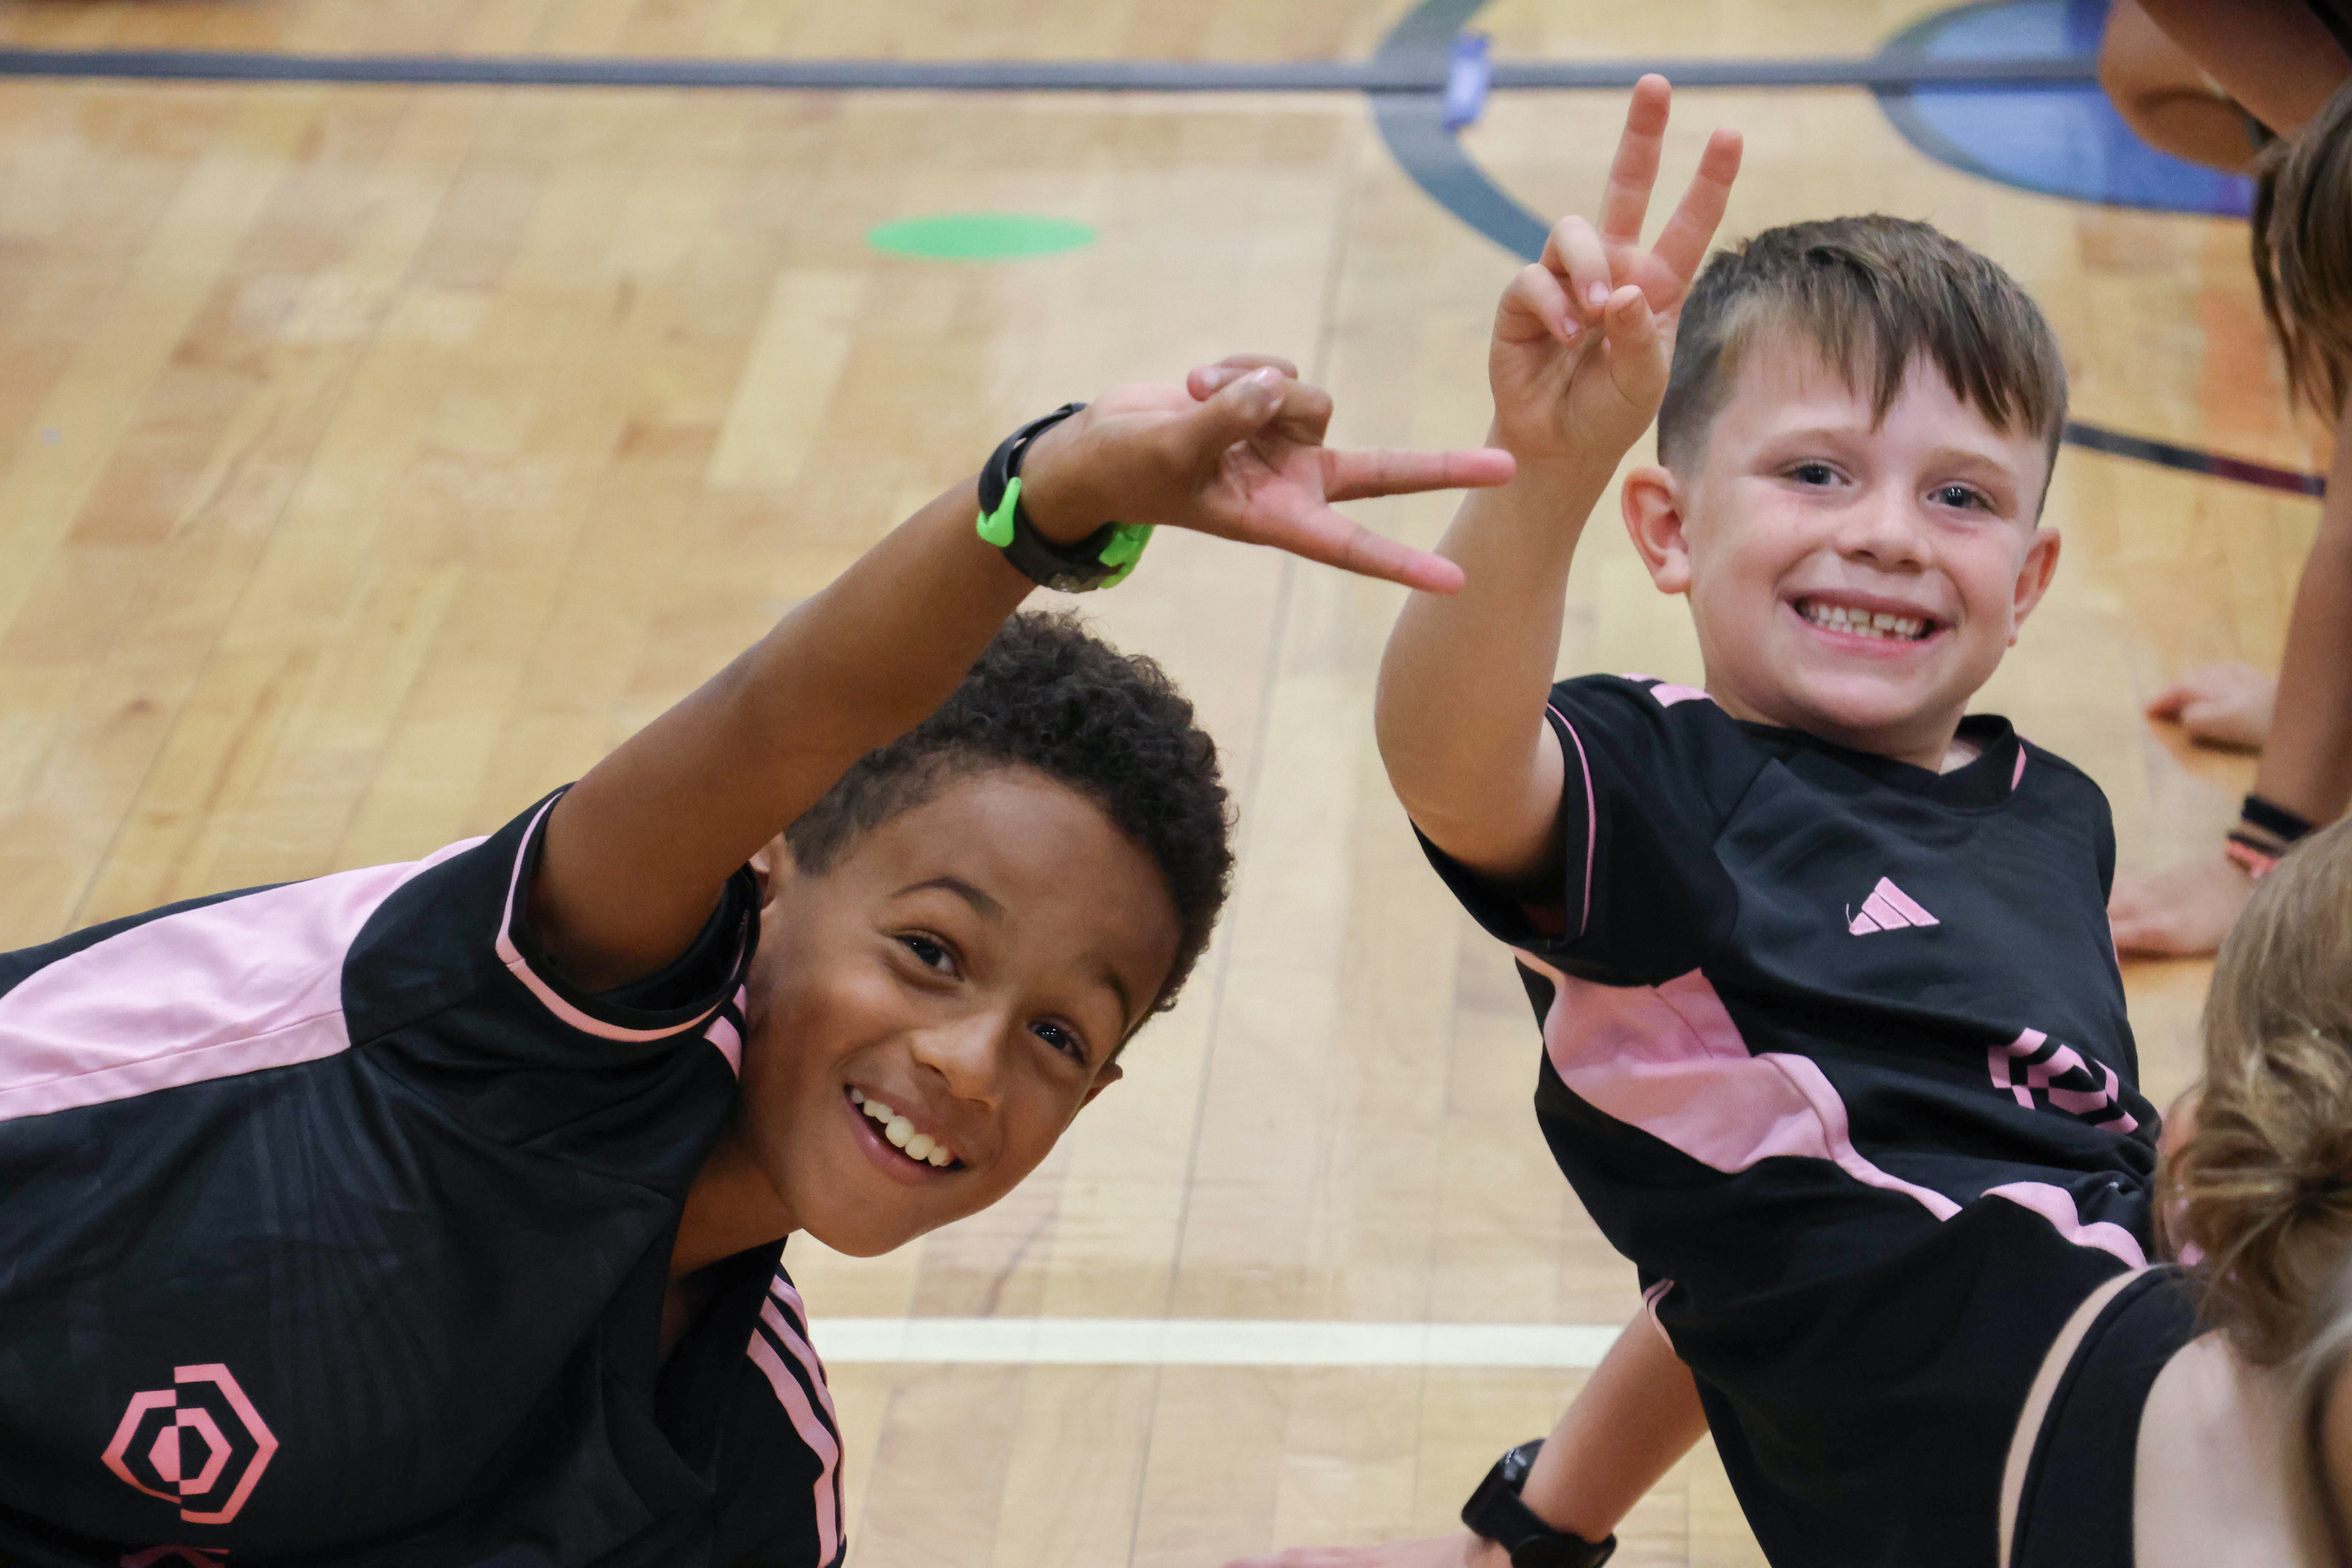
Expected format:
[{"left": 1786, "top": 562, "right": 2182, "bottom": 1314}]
[{"left": 2009, "top": 1268, "right": 2201, "bottom": 1568}]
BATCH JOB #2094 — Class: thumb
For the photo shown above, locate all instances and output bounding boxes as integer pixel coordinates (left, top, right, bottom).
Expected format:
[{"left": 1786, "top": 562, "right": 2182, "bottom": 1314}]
[{"left": 1183, "top": 366, "right": 1285, "bottom": 456}]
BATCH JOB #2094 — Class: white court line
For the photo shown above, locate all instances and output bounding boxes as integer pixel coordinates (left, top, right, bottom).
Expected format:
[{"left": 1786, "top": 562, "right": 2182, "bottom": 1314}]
[{"left": 808, "top": 1318, "right": 1622, "bottom": 1368}]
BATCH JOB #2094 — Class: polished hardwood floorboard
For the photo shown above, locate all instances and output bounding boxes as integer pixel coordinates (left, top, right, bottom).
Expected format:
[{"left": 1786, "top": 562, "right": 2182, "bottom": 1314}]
[{"left": 0, "top": 2, "right": 2310, "bottom": 1563}]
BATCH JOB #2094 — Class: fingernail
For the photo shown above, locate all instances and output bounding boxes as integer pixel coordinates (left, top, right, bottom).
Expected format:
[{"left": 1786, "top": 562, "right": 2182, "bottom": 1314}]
[
  {"left": 1201, "top": 367, "right": 1234, "bottom": 390},
  {"left": 1560, "top": 319, "right": 1581, "bottom": 340},
  {"left": 1587, "top": 283, "right": 1609, "bottom": 310}
]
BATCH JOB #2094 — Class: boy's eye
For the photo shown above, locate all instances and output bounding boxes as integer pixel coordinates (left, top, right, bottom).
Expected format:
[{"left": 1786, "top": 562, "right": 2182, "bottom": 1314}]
[
  {"left": 1932, "top": 484, "right": 1987, "bottom": 510},
  {"left": 897, "top": 934, "right": 955, "bottom": 973},
  {"left": 1029, "top": 1020, "right": 1088, "bottom": 1063},
  {"left": 1789, "top": 461, "right": 1838, "bottom": 486}
]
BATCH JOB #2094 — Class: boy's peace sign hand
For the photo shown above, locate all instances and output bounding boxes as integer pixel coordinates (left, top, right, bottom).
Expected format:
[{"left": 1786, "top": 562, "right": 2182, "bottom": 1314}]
[
  {"left": 1019, "top": 356, "right": 1515, "bottom": 595},
  {"left": 1490, "top": 74, "right": 1742, "bottom": 466}
]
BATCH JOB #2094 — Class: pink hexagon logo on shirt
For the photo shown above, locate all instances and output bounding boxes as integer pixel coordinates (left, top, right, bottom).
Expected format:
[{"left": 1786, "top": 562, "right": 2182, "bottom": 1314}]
[{"left": 103, "top": 1364, "right": 277, "bottom": 1525}]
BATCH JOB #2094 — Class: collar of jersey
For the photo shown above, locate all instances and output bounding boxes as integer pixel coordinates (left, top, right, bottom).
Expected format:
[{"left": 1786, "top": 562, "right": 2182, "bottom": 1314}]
[{"left": 1733, "top": 712, "right": 2022, "bottom": 810}]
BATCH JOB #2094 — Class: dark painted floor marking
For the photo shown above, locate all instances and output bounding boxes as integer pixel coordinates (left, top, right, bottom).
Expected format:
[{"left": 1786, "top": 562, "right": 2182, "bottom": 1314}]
[
  {"left": 0, "top": 48, "right": 2100, "bottom": 92},
  {"left": 2063, "top": 421, "right": 2325, "bottom": 496}
]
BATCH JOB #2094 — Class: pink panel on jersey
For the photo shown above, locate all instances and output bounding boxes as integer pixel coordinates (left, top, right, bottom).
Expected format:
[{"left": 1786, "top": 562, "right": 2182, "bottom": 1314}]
[
  {"left": 1983, "top": 1182, "right": 2147, "bottom": 1269},
  {"left": 1521, "top": 958, "right": 1963, "bottom": 1220},
  {"left": 1619, "top": 673, "right": 1713, "bottom": 708},
  {"left": 0, "top": 840, "right": 476, "bottom": 1123}
]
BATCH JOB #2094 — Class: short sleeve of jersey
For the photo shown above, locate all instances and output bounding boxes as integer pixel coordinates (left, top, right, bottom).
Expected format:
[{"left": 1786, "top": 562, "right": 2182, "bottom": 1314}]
[
  {"left": 342, "top": 788, "right": 760, "bottom": 1149},
  {"left": 1416, "top": 675, "right": 1757, "bottom": 986}
]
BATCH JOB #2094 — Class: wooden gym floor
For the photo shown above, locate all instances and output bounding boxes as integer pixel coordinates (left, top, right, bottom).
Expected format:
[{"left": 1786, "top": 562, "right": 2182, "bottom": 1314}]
[{"left": 0, "top": 1, "right": 2314, "bottom": 1562}]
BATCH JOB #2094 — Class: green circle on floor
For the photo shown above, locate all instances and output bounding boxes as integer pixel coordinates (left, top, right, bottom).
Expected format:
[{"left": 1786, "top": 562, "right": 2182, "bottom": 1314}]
[{"left": 865, "top": 213, "right": 1097, "bottom": 262}]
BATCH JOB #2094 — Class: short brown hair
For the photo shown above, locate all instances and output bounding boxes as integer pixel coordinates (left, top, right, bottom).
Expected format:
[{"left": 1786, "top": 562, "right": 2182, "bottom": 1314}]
[
  {"left": 2164, "top": 816, "right": 2352, "bottom": 1365},
  {"left": 2254, "top": 77, "right": 2352, "bottom": 418},
  {"left": 1655, "top": 215, "right": 2069, "bottom": 484}
]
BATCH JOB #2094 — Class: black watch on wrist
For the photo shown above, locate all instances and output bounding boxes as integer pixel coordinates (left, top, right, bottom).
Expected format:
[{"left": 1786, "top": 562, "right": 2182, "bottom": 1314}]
[
  {"left": 975, "top": 402, "right": 1153, "bottom": 593},
  {"left": 1460, "top": 1440, "right": 1615, "bottom": 1568}
]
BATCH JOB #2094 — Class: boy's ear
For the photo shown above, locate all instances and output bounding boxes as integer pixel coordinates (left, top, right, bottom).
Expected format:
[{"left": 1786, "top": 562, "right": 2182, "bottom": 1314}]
[
  {"left": 748, "top": 834, "right": 795, "bottom": 906},
  {"left": 2007, "top": 527, "right": 2063, "bottom": 643},
  {"left": 1079, "top": 1061, "right": 1125, "bottom": 1107},
  {"left": 1622, "top": 464, "right": 1695, "bottom": 594}
]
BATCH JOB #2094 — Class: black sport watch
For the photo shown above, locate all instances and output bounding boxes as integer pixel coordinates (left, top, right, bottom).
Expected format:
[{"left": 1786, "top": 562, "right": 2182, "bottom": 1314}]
[
  {"left": 975, "top": 402, "right": 1153, "bottom": 593},
  {"left": 1460, "top": 1440, "right": 1615, "bottom": 1568}
]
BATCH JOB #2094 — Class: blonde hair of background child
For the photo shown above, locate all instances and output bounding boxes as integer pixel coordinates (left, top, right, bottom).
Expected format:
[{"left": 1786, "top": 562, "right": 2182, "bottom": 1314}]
[{"left": 2165, "top": 815, "right": 2352, "bottom": 1366}]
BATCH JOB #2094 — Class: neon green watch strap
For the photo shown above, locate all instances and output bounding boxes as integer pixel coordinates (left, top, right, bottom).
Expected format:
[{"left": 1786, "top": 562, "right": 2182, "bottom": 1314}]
[
  {"left": 977, "top": 475, "right": 1022, "bottom": 547},
  {"left": 976, "top": 473, "right": 1155, "bottom": 590},
  {"left": 1096, "top": 523, "right": 1154, "bottom": 588}
]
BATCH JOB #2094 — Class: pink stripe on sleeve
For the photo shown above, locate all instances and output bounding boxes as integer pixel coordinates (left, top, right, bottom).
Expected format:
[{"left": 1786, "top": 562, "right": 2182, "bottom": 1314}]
[
  {"left": 1641, "top": 1278, "right": 1675, "bottom": 1347},
  {"left": 1548, "top": 705, "right": 1597, "bottom": 941},
  {"left": 705, "top": 999, "right": 744, "bottom": 1076},
  {"left": 492, "top": 795, "right": 729, "bottom": 1045},
  {"left": 769, "top": 1280, "right": 842, "bottom": 1432},
  {"left": 748, "top": 1313, "right": 842, "bottom": 1563}
]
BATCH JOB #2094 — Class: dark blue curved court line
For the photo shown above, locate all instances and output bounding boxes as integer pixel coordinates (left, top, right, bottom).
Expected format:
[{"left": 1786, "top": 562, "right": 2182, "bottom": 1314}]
[
  {"left": 1368, "top": 0, "right": 2325, "bottom": 499},
  {"left": 0, "top": 13, "right": 2312, "bottom": 496}
]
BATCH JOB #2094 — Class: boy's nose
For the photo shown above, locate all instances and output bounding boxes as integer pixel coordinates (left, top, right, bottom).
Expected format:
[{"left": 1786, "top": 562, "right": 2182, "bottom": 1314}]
[
  {"left": 1833, "top": 487, "right": 1930, "bottom": 567},
  {"left": 908, "top": 1012, "right": 1007, "bottom": 1106}
]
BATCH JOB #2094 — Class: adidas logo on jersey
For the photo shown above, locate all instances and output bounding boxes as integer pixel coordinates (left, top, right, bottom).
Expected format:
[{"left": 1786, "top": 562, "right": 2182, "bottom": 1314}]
[{"left": 1846, "top": 877, "right": 1939, "bottom": 935}]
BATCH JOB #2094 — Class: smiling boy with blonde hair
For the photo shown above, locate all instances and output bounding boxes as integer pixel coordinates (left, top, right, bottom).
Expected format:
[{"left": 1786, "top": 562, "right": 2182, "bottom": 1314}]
[{"left": 1359, "top": 80, "right": 2158, "bottom": 1568}]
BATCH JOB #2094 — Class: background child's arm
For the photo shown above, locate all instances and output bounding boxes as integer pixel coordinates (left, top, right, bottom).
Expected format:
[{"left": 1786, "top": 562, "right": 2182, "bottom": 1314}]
[
  {"left": 1375, "top": 78, "right": 1739, "bottom": 885},
  {"left": 1216, "top": 1307, "right": 1707, "bottom": 1568},
  {"left": 530, "top": 359, "right": 1512, "bottom": 990},
  {"left": 1521, "top": 1305, "right": 1711, "bottom": 1542}
]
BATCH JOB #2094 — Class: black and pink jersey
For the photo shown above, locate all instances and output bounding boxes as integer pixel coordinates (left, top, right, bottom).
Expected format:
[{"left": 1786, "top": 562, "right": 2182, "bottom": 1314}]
[
  {"left": 0, "top": 793, "right": 846, "bottom": 1568},
  {"left": 1421, "top": 675, "right": 2160, "bottom": 1568}
]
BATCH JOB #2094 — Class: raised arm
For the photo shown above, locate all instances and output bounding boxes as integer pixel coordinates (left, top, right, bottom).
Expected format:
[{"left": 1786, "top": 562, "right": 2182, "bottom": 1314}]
[
  {"left": 529, "top": 361, "right": 1513, "bottom": 991},
  {"left": 1376, "top": 78, "right": 1740, "bottom": 884}
]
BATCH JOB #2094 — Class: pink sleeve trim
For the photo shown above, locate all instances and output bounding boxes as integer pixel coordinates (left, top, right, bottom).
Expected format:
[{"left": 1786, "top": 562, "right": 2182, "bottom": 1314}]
[
  {"left": 751, "top": 1299, "right": 843, "bottom": 1564},
  {"left": 705, "top": 1000, "right": 744, "bottom": 1077},
  {"left": 492, "top": 795, "right": 731, "bottom": 1045},
  {"left": 1640, "top": 1278, "right": 1674, "bottom": 1348},
  {"left": 1620, "top": 673, "right": 1712, "bottom": 708},
  {"left": 1548, "top": 705, "right": 1596, "bottom": 942}
]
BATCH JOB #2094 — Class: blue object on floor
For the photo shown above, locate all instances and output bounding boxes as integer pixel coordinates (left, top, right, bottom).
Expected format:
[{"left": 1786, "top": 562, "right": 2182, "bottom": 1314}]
[
  {"left": 1443, "top": 32, "right": 1492, "bottom": 131},
  {"left": 1874, "top": 0, "right": 2255, "bottom": 218}
]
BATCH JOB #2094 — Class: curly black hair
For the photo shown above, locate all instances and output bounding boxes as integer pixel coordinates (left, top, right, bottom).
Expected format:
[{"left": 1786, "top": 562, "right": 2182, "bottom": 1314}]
[{"left": 785, "top": 611, "right": 1234, "bottom": 1027}]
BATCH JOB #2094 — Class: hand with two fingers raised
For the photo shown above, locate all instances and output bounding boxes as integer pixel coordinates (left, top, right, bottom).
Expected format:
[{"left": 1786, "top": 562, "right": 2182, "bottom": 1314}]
[
  {"left": 1488, "top": 73, "right": 1742, "bottom": 468},
  {"left": 1018, "top": 353, "right": 1516, "bottom": 595}
]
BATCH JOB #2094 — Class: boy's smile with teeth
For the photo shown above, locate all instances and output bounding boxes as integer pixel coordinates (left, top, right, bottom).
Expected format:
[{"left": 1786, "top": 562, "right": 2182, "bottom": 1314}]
[
  {"left": 1795, "top": 599, "right": 1933, "bottom": 642},
  {"left": 849, "top": 1087, "right": 959, "bottom": 1169}
]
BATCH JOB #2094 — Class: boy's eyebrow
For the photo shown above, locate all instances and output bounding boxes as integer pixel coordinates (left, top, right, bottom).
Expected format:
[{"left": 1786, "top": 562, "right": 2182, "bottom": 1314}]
[
  {"left": 1095, "top": 960, "right": 1136, "bottom": 1035},
  {"left": 895, "top": 876, "right": 1003, "bottom": 918},
  {"left": 1759, "top": 426, "right": 2028, "bottom": 475}
]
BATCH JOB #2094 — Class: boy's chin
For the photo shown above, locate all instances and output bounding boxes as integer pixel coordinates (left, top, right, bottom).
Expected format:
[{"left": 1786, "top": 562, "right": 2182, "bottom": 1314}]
[
  {"left": 1778, "top": 681, "right": 1948, "bottom": 749},
  {"left": 797, "top": 1202, "right": 928, "bottom": 1259}
]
